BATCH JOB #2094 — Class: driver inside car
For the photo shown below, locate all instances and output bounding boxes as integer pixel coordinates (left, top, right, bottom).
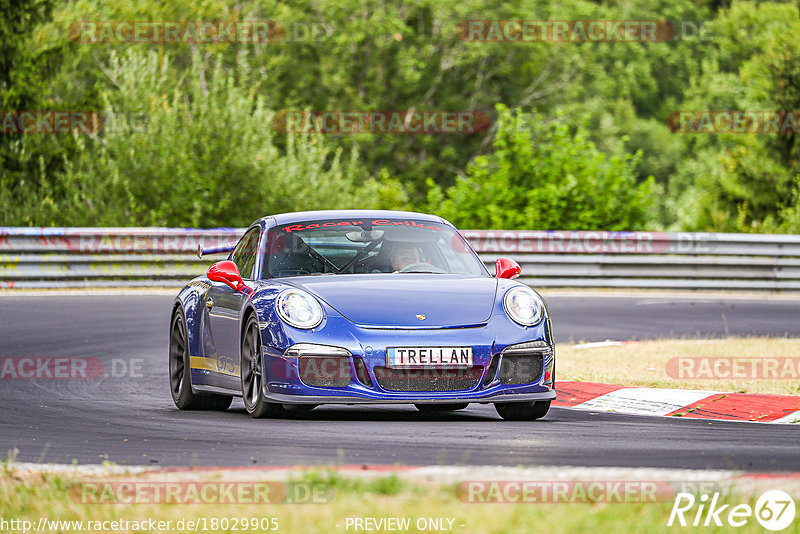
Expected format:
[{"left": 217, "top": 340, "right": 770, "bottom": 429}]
[{"left": 391, "top": 244, "right": 422, "bottom": 272}]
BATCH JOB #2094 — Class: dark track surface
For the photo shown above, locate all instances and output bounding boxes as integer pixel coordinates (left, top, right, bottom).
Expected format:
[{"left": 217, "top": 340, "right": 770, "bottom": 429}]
[{"left": 0, "top": 293, "right": 798, "bottom": 470}]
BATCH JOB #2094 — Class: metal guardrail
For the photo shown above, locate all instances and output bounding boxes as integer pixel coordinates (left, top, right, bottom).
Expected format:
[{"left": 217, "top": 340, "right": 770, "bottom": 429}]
[
  {"left": 0, "top": 228, "right": 238, "bottom": 289},
  {"left": 462, "top": 230, "right": 800, "bottom": 290},
  {"left": 1, "top": 227, "right": 799, "bottom": 290}
]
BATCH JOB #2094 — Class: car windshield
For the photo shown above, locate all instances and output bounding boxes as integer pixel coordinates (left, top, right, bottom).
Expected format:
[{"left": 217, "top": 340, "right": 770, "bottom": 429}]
[{"left": 262, "top": 218, "right": 488, "bottom": 278}]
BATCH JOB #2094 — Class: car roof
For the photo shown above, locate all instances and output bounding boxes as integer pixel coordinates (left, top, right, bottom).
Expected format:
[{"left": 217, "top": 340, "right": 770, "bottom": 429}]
[{"left": 257, "top": 210, "right": 449, "bottom": 227}]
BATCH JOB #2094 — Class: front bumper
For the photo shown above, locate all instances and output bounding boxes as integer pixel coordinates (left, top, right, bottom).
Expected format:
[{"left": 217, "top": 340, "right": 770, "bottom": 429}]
[
  {"left": 259, "top": 315, "right": 556, "bottom": 405},
  {"left": 262, "top": 390, "right": 556, "bottom": 405}
]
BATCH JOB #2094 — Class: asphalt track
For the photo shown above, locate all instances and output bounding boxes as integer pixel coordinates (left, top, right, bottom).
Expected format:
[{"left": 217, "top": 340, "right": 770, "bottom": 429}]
[{"left": 0, "top": 292, "right": 798, "bottom": 470}]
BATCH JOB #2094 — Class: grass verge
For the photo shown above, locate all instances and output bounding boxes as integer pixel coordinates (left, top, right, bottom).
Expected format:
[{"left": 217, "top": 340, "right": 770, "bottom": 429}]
[
  {"left": 557, "top": 337, "right": 800, "bottom": 395},
  {"left": 1, "top": 468, "right": 798, "bottom": 534}
]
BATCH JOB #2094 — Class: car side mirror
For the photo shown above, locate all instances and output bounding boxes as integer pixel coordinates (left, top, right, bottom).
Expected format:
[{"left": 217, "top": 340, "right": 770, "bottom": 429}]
[
  {"left": 207, "top": 260, "right": 245, "bottom": 291},
  {"left": 495, "top": 257, "right": 521, "bottom": 279}
]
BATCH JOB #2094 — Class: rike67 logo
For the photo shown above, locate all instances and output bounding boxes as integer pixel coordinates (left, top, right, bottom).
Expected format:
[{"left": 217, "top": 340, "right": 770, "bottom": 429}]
[{"left": 668, "top": 490, "right": 796, "bottom": 531}]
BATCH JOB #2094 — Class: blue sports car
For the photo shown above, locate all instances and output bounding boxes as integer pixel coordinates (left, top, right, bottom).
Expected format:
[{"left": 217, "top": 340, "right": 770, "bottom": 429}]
[{"left": 169, "top": 210, "right": 555, "bottom": 420}]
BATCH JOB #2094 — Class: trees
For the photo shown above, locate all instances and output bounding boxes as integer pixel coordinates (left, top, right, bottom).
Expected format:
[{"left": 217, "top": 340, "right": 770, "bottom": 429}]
[
  {"left": 42, "top": 50, "right": 406, "bottom": 227},
  {"left": 0, "top": 0, "right": 64, "bottom": 225},
  {"left": 666, "top": 2, "right": 800, "bottom": 232},
  {"left": 1, "top": 0, "right": 799, "bottom": 232},
  {"left": 428, "top": 105, "right": 656, "bottom": 230},
  {"left": 0, "top": 0, "right": 55, "bottom": 111}
]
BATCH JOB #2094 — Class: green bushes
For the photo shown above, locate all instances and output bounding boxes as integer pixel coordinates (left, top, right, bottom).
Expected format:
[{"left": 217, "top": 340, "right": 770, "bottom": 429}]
[
  {"left": 3, "top": 49, "right": 407, "bottom": 226},
  {"left": 428, "top": 106, "right": 656, "bottom": 230}
]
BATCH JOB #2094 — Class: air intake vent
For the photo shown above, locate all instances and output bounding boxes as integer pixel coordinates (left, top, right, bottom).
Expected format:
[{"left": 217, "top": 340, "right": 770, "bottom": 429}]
[
  {"left": 298, "top": 356, "right": 351, "bottom": 387},
  {"left": 373, "top": 366, "right": 483, "bottom": 391},
  {"left": 497, "top": 354, "right": 544, "bottom": 385}
]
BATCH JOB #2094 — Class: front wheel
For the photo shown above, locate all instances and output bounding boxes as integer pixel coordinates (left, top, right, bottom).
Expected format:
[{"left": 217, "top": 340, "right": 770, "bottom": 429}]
[
  {"left": 169, "top": 309, "right": 232, "bottom": 411},
  {"left": 494, "top": 401, "right": 550, "bottom": 421},
  {"left": 241, "top": 315, "right": 285, "bottom": 418}
]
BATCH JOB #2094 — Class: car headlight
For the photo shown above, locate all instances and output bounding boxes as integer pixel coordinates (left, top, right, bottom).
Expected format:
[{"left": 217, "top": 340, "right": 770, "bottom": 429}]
[
  {"left": 503, "top": 286, "right": 544, "bottom": 326},
  {"left": 276, "top": 289, "right": 324, "bottom": 329}
]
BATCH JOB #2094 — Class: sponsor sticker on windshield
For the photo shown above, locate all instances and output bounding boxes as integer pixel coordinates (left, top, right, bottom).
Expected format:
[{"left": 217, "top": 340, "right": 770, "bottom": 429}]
[{"left": 280, "top": 220, "right": 443, "bottom": 234}]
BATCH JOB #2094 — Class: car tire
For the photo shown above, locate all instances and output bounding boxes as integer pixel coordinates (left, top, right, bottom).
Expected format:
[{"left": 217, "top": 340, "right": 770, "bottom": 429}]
[
  {"left": 494, "top": 401, "right": 550, "bottom": 421},
  {"left": 241, "top": 315, "right": 286, "bottom": 418},
  {"left": 169, "top": 309, "right": 232, "bottom": 411},
  {"left": 414, "top": 403, "right": 469, "bottom": 412}
]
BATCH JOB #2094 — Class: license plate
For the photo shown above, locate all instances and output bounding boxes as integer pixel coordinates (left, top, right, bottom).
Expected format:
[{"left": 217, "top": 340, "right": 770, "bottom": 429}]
[{"left": 386, "top": 346, "right": 473, "bottom": 367}]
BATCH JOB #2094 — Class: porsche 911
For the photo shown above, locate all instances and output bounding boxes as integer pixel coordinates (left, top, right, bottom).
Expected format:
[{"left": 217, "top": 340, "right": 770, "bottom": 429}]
[{"left": 169, "top": 210, "right": 555, "bottom": 420}]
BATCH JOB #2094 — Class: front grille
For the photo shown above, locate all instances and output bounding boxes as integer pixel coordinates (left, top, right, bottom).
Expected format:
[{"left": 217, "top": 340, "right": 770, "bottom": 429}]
[
  {"left": 373, "top": 365, "right": 483, "bottom": 392},
  {"left": 298, "top": 356, "right": 351, "bottom": 387},
  {"left": 498, "top": 354, "right": 545, "bottom": 385}
]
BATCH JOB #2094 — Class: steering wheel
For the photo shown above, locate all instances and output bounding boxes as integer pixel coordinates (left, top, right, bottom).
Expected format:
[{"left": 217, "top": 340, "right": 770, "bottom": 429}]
[{"left": 399, "top": 262, "right": 446, "bottom": 273}]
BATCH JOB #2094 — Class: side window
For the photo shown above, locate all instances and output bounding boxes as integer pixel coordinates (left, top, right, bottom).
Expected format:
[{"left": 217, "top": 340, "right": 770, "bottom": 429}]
[{"left": 230, "top": 228, "right": 260, "bottom": 280}]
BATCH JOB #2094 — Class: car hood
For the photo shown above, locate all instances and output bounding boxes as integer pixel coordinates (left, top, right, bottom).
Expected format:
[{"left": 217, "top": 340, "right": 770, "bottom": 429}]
[{"left": 285, "top": 274, "right": 498, "bottom": 328}]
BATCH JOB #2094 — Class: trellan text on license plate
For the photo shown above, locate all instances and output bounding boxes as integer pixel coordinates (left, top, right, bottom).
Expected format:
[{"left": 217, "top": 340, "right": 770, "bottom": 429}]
[{"left": 386, "top": 346, "right": 473, "bottom": 367}]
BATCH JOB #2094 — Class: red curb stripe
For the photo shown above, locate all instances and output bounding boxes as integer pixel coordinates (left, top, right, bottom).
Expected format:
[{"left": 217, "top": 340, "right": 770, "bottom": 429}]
[
  {"left": 553, "top": 381, "right": 624, "bottom": 407},
  {"left": 665, "top": 393, "right": 800, "bottom": 422}
]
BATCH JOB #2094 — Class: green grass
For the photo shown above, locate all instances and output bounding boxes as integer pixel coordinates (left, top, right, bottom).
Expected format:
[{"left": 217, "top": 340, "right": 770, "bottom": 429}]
[
  {"left": 1, "top": 469, "right": 798, "bottom": 533},
  {"left": 558, "top": 337, "right": 800, "bottom": 395}
]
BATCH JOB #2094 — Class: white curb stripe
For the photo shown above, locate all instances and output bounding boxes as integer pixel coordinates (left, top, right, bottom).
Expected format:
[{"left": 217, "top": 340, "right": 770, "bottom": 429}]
[
  {"left": 570, "top": 341, "right": 624, "bottom": 350},
  {"left": 772, "top": 410, "right": 800, "bottom": 424},
  {"left": 574, "top": 387, "right": 717, "bottom": 417}
]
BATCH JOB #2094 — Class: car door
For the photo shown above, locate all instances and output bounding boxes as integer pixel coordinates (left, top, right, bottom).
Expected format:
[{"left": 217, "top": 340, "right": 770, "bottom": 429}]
[{"left": 205, "top": 227, "right": 261, "bottom": 387}]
